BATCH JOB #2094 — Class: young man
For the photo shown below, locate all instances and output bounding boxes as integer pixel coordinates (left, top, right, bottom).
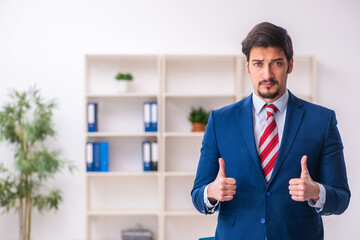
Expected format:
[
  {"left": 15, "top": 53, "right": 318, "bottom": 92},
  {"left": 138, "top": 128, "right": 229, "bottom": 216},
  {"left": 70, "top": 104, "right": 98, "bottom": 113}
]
[{"left": 191, "top": 22, "right": 350, "bottom": 240}]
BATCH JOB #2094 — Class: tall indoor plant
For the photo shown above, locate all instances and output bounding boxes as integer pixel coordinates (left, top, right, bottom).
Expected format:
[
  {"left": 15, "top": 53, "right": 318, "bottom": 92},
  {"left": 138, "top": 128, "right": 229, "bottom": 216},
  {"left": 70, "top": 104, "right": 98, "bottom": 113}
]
[{"left": 0, "top": 86, "right": 74, "bottom": 240}]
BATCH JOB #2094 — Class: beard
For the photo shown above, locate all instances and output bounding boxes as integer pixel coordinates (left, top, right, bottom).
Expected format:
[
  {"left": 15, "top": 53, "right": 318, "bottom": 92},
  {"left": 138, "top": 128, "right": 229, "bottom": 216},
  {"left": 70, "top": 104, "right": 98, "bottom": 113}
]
[{"left": 257, "top": 79, "right": 280, "bottom": 99}]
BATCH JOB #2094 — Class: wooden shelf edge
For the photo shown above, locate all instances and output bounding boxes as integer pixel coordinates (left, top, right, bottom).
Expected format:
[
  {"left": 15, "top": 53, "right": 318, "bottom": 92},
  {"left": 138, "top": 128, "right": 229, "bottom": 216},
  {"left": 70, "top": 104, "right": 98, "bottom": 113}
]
[
  {"left": 164, "top": 171, "right": 196, "bottom": 177},
  {"left": 164, "top": 93, "right": 236, "bottom": 98},
  {"left": 164, "top": 132, "right": 204, "bottom": 137},
  {"left": 86, "top": 93, "right": 159, "bottom": 98},
  {"left": 85, "top": 54, "right": 159, "bottom": 60},
  {"left": 165, "top": 210, "right": 218, "bottom": 216},
  {"left": 87, "top": 132, "right": 159, "bottom": 137},
  {"left": 87, "top": 209, "right": 159, "bottom": 216},
  {"left": 86, "top": 171, "right": 159, "bottom": 177},
  {"left": 164, "top": 55, "right": 239, "bottom": 60}
]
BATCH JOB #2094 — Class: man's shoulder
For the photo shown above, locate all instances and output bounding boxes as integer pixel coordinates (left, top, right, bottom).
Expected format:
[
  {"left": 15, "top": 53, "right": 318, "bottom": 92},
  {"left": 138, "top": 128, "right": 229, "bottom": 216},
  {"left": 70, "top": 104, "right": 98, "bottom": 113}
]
[
  {"left": 290, "top": 93, "right": 336, "bottom": 126},
  {"left": 291, "top": 93, "right": 334, "bottom": 115}
]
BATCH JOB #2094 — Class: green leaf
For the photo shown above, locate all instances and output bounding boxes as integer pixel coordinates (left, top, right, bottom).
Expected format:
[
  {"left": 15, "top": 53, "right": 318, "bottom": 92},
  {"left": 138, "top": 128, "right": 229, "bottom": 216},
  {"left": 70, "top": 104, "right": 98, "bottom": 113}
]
[
  {"left": 0, "top": 164, "right": 18, "bottom": 213},
  {"left": 188, "top": 107, "right": 211, "bottom": 124},
  {"left": 32, "top": 189, "right": 63, "bottom": 213}
]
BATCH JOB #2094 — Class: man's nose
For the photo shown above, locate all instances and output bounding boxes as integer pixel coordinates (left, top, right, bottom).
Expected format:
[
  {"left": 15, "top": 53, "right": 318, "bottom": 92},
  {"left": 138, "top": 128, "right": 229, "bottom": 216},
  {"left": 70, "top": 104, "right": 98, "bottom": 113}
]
[{"left": 262, "top": 65, "right": 274, "bottom": 80}]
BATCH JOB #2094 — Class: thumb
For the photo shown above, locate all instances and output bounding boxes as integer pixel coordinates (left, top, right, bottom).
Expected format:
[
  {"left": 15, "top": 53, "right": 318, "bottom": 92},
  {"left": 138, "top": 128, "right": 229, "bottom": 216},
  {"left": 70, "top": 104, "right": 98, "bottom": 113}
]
[
  {"left": 300, "top": 155, "right": 308, "bottom": 178},
  {"left": 217, "top": 158, "right": 226, "bottom": 178}
]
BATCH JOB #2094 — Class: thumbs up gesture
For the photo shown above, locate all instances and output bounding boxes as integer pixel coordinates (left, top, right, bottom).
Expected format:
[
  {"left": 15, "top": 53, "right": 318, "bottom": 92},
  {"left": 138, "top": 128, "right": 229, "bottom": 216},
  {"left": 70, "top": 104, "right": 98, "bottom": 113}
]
[
  {"left": 207, "top": 158, "right": 237, "bottom": 205},
  {"left": 289, "top": 156, "right": 320, "bottom": 202}
]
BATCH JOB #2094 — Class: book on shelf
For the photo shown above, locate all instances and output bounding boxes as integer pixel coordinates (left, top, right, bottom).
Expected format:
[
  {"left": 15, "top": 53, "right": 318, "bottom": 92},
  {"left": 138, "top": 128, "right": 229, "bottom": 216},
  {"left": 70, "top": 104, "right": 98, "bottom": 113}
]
[
  {"left": 142, "top": 140, "right": 158, "bottom": 172},
  {"left": 86, "top": 141, "right": 109, "bottom": 172},
  {"left": 142, "top": 141, "right": 151, "bottom": 172},
  {"left": 143, "top": 102, "right": 157, "bottom": 132},
  {"left": 87, "top": 102, "right": 97, "bottom": 132},
  {"left": 99, "top": 142, "right": 109, "bottom": 172},
  {"left": 151, "top": 141, "right": 158, "bottom": 171},
  {"left": 86, "top": 142, "right": 94, "bottom": 172},
  {"left": 150, "top": 102, "right": 158, "bottom": 132}
]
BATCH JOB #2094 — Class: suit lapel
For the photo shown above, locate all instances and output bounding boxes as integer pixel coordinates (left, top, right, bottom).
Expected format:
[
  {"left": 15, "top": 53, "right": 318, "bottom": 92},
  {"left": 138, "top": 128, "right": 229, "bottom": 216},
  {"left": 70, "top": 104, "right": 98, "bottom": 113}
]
[
  {"left": 268, "top": 92, "right": 304, "bottom": 186},
  {"left": 235, "top": 95, "right": 267, "bottom": 184}
]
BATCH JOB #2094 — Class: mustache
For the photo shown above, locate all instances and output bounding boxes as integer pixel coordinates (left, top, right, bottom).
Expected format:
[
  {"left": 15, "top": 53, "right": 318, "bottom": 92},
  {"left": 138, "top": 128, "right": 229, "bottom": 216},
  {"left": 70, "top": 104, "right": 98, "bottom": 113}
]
[{"left": 258, "top": 79, "right": 278, "bottom": 86}]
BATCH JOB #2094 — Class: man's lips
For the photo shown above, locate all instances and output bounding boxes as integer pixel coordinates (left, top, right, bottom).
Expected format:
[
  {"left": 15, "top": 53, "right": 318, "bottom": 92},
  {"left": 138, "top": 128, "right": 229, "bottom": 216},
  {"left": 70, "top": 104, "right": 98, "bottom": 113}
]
[{"left": 259, "top": 80, "right": 278, "bottom": 88}]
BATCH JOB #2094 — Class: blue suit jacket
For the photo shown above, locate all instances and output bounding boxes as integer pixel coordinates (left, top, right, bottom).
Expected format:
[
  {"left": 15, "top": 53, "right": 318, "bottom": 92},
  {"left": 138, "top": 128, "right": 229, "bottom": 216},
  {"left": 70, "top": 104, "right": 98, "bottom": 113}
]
[{"left": 191, "top": 92, "right": 350, "bottom": 240}]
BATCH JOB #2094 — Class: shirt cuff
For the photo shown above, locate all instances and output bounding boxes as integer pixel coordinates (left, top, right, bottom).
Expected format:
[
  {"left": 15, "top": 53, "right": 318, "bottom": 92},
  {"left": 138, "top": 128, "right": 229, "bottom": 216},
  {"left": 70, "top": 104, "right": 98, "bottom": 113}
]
[
  {"left": 204, "top": 184, "right": 219, "bottom": 213},
  {"left": 308, "top": 183, "right": 326, "bottom": 212}
]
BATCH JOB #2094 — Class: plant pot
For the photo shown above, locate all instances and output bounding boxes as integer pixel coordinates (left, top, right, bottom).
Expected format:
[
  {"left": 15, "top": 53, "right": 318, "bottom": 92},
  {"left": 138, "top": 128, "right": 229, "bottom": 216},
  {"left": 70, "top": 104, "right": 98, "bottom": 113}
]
[
  {"left": 191, "top": 123, "right": 206, "bottom": 132},
  {"left": 117, "top": 80, "right": 129, "bottom": 93}
]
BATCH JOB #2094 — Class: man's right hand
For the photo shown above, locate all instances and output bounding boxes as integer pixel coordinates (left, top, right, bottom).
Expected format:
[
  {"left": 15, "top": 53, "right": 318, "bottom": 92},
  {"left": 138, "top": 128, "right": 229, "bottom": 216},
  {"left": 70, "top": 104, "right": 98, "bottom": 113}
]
[{"left": 207, "top": 158, "right": 237, "bottom": 205}]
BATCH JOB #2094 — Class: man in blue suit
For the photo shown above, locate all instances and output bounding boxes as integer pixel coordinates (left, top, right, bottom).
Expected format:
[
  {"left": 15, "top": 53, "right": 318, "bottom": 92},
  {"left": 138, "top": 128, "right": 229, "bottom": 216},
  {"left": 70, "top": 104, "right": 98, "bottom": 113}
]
[{"left": 191, "top": 22, "right": 350, "bottom": 240}]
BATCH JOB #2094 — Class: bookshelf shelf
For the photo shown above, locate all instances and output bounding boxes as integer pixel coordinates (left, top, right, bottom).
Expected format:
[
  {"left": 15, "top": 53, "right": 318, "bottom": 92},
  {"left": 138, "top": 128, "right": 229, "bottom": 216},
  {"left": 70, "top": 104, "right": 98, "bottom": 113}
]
[
  {"left": 164, "top": 171, "right": 196, "bottom": 177},
  {"left": 84, "top": 54, "right": 316, "bottom": 240},
  {"left": 87, "top": 132, "right": 159, "bottom": 138},
  {"left": 164, "top": 132, "right": 204, "bottom": 137},
  {"left": 164, "top": 210, "right": 214, "bottom": 216},
  {"left": 164, "top": 93, "right": 236, "bottom": 98},
  {"left": 86, "top": 171, "right": 159, "bottom": 177},
  {"left": 87, "top": 209, "right": 159, "bottom": 216},
  {"left": 87, "top": 93, "right": 158, "bottom": 98}
]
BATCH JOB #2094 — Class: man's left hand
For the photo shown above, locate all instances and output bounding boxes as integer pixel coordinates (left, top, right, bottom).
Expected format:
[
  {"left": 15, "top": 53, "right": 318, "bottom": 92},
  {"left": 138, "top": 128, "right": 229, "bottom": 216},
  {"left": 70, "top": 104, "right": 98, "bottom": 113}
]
[{"left": 289, "top": 155, "right": 320, "bottom": 202}]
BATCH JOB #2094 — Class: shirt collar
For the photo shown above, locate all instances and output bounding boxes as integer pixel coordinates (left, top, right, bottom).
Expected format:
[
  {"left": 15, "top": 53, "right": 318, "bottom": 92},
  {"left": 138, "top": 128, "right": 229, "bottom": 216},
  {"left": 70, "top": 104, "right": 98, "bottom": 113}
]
[{"left": 252, "top": 89, "right": 289, "bottom": 115}]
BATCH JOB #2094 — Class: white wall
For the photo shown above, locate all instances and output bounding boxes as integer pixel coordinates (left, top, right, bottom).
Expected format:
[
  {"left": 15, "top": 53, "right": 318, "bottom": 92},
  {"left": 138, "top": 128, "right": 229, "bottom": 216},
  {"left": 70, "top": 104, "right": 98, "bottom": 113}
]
[{"left": 0, "top": 0, "right": 359, "bottom": 239}]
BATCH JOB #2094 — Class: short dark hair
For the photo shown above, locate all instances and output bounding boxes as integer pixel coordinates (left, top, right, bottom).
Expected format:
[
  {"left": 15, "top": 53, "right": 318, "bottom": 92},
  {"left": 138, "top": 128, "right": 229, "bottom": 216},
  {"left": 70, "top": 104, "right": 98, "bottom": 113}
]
[{"left": 241, "top": 22, "right": 293, "bottom": 62}]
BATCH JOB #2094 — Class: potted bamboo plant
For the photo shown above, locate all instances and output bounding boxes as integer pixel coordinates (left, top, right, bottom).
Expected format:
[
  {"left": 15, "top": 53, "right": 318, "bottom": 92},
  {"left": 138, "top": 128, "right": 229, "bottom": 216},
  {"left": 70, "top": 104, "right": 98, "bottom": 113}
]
[
  {"left": 0, "top": 86, "right": 75, "bottom": 240},
  {"left": 188, "top": 107, "right": 211, "bottom": 132},
  {"left": 115, "top": 73, "right": 133, "bottom": 93}
]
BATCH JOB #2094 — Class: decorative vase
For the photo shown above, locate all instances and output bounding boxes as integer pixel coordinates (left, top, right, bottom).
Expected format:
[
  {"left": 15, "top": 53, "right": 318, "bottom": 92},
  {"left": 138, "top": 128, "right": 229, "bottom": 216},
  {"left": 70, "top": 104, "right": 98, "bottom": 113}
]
[
  {"left": 192, "top": 123, "right": 206, "bottom": 132},
  {"left": 117, "top": 80, "right": 129, "bottom": 93}
]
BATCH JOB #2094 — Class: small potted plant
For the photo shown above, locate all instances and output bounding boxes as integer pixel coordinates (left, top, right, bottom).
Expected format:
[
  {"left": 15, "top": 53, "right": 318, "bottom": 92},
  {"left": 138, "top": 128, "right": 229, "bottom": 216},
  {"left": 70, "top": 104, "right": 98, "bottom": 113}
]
[
  {"left": 188, "top": 107, "right": 211, "bottom": 132},
  {"left": 115, "top": 73, "right": 133, "bottom": 93}
]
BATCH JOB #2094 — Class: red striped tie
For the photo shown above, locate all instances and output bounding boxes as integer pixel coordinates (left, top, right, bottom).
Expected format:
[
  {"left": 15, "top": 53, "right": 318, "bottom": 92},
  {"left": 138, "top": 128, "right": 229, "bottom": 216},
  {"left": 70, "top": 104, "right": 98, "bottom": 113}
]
[{"left": 259, "top": 104, "right": 279, "bottom": 183}]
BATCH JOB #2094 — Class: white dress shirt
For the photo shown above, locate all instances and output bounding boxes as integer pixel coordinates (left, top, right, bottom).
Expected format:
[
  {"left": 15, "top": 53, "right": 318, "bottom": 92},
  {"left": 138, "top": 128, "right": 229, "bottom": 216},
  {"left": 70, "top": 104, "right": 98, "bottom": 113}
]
[{"left": 204, "top": 90, "right": 325, "bottom": 212}]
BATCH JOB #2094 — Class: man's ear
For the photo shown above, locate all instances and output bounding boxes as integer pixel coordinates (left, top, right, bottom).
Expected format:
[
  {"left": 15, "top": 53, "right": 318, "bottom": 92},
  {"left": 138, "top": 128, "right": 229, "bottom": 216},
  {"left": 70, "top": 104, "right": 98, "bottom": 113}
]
[
  {"left": 246, "top": 59, "right": 250, "bottom": 75},
  {"left": 287, "top": 58, "right": 294, "bottom": 74}
]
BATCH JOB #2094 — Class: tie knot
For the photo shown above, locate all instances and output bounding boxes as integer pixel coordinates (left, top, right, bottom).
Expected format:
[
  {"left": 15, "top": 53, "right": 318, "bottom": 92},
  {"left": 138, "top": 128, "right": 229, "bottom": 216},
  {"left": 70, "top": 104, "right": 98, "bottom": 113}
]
[{"left": 264, "top": 104, "right": 278, "bottom": 117}]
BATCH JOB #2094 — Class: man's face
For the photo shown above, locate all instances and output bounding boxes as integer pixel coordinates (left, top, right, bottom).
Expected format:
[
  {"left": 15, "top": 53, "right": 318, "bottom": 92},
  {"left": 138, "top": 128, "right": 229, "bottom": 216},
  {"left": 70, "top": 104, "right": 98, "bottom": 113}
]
[{"left": 246, "top": 46, "right": 293, "bottom": 103}]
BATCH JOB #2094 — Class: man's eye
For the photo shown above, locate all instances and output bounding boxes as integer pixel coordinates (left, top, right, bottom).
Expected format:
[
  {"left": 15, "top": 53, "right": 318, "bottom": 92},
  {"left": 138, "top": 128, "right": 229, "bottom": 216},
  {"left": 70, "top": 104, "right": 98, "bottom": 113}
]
[
  {"left": 254, "top": 62, "right": 262, "bottom": 67},
  {"left": 273, "top": 62, "right": 282, "bottom": 66}
]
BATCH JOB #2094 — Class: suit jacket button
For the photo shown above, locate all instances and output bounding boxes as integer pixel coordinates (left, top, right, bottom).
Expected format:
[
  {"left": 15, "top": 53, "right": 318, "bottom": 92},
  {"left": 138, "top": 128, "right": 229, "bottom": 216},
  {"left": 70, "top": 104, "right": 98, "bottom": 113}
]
[
  {"left": 266, "top": 191, "right": 271, "bottom": 197},
  {"left": 261, "top": 218, "right": 266, "bottom": 224}
]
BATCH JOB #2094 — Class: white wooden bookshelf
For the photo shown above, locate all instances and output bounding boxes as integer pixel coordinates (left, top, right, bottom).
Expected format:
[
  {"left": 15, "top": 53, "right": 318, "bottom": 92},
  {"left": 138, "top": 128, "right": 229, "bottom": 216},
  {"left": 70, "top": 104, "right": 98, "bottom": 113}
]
[
  {"left": 87, "top": 132, "right": 159, "bottom": 138},
  {"left": 84, "top": 54, "right": 316, "bottom": 240}
]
